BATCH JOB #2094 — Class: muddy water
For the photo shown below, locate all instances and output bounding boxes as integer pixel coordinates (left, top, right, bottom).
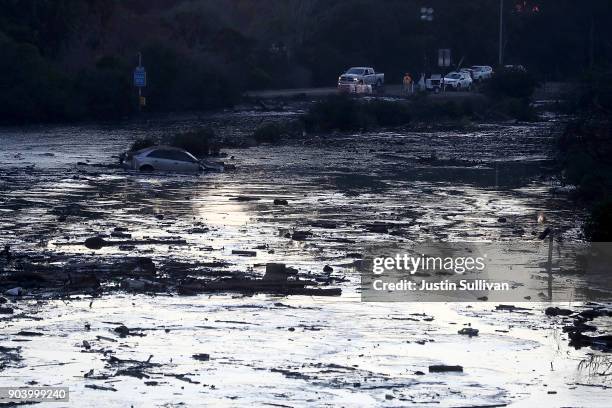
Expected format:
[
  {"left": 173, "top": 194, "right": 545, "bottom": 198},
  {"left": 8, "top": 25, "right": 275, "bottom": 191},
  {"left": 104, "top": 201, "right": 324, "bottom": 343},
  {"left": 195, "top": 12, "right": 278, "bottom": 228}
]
[{"left": 1, "top": 109, "right": 610, "bottom": 407}]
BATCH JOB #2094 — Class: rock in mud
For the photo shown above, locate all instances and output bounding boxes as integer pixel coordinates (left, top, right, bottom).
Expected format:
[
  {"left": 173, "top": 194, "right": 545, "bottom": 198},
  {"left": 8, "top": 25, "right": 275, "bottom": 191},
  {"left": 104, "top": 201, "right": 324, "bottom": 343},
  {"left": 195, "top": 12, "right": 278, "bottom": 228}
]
[
  {"left": 16, "top": 331, "right": 44, "bottom": 337},
  {"left": 85, "top": 236, "right": 107, "bottom": 250},
  {"left": 291, "top": 230, "right": 313, "bottom": 241},
  {"left": 563, "top": 321, "right": 596, "bottom": 334},
  {"left": 323, "top": 265, "right": 333, "bottom": 273},
  {"left": 192, "top": 353, "right": 210, "bottom": 361},
  {"left": 0, "top": 307, "right": 13, "bottom": 314},
  {"left": 130, "top": 257, "right": 156, "bottom": 274},
  {"left": 110, "top": 231, "right": 131, "bottom": 239},
  {"left": 66, "top": 273, "right": 100, "bottom": 290},
  {"left": 263, "top": 263, "right": 298, "bottom": 281},
  {"left": 545, "top": 306, "right": 573, "bottom": 316},
  {"left": 495, "top": 304, "right": 530, "bottom": 312},
  {"left": 121, "top": 278, "right": 161, "bottom": 292},
  {"left": 428, "top": 365, "right": 463, "bottom": 373},
  {"left": 114, "top": 325, "right": 130, "bottom": 337},
  {"left": 458, "top": 327, "right": 479, "bottom": 337},
  {"left": 309, "top": 220, "right": 338, "bottom": 229},
  {"left": 231, "top": 196, "right": 260, "bottom": 202},
  {"left": 568, "top": 332, "right": 612, "bottom": 351},
  {"left": 577, "top": 308, "right": 612, "bottom": 320},
  {"left": 0, "top": 296, "right": 7, "bottom": 304},
  {"left": 231, "top": 250, "right": 257, "bottom": 257},
  {"left": 366, "top": 223, "right": 389, "bottom": 233},
  {"left": 273, "top": 199, "right": 289, "bottom": 205},
  {"left": 85, "top": 384, "right": 117, "bottom": 392}
]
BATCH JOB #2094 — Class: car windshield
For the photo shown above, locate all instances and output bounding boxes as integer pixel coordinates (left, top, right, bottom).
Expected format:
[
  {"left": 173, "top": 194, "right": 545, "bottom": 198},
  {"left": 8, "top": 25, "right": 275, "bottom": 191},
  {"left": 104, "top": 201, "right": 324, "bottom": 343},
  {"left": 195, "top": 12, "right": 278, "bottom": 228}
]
[
  {"left": 346, "top": 68, "right": 365, "bottom": 75},
  {"left": 447, "top": 73, "right": 460, "bottom": 79}
]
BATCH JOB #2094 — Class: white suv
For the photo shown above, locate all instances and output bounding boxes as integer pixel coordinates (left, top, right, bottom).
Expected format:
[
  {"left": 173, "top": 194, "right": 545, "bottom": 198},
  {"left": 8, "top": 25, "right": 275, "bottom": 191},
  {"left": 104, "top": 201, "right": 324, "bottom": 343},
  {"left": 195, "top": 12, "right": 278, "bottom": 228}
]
[
  {"left": 443, "top": 71, "right": 473, "bottom": 90},
  {"left": 470, "top": 65, "right": 494, "bottom": 81}
]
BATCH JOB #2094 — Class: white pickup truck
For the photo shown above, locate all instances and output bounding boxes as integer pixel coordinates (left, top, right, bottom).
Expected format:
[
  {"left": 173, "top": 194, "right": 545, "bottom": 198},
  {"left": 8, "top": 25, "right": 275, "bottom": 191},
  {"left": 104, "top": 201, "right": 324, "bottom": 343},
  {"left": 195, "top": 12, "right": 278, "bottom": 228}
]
[{"left": 337, "top": 67, "right": 384, "bottom": 91}]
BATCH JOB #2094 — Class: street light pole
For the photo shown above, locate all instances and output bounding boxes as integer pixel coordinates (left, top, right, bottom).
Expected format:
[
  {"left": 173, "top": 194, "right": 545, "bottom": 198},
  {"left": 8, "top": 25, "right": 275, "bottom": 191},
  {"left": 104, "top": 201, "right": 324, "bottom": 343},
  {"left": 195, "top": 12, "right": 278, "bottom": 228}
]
[{"left": 498, "top": 0, "right": 504, "bottom": 66}]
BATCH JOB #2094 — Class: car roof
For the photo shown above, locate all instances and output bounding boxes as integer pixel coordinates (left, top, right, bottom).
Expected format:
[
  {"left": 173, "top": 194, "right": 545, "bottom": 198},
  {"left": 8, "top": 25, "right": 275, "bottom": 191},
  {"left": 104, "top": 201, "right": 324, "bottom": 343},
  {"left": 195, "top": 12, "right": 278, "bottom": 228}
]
[
  {"left": 349, "top": 67, "right": 370, "bottom": 70},
  {"left": 133, "top": 145, "right": 195, "bottom": 155}
]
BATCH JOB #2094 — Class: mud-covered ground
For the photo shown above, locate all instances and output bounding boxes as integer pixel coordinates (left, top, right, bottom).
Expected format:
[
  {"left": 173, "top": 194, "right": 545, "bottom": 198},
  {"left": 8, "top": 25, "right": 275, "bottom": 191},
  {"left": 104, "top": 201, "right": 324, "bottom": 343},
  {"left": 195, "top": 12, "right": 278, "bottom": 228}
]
[{"left": 1, "top": 105, "right": 611, "bottom": 407}]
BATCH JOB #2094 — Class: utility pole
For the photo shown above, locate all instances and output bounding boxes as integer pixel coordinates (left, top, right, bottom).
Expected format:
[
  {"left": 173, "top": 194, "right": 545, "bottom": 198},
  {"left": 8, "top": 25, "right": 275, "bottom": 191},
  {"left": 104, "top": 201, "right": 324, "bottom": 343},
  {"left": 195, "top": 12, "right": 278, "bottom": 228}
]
[
  {"left": 498, "top": 0, "right": 504, "bottom": 66},
  {"left": 138, "top": 53, "right": 142, "bottom": 112},
  {"left": 420, "top": 7, "right": 434, "bottom": 74}
]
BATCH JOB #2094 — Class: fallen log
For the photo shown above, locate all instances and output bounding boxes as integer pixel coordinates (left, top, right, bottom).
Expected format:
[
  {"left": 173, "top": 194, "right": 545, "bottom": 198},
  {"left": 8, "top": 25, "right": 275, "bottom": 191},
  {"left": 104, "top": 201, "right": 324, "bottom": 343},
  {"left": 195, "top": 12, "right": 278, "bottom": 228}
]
[{"left": 177, "top": 277, "right": 341, "bottom": 297}]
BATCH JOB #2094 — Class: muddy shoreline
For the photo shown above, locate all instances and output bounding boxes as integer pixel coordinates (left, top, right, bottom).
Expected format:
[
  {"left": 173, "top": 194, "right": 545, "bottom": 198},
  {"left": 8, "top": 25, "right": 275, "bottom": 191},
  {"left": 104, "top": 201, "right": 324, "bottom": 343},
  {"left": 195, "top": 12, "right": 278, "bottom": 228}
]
[{"left": 1, "top": 102, "right": 611, "bottom": 407}]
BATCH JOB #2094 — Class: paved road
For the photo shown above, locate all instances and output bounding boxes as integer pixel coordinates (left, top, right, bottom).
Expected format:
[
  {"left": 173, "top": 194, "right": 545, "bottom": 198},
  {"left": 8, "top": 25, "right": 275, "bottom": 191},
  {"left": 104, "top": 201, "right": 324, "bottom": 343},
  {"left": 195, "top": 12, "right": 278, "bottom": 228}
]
[
  {"left": 245, "top": 85, "right": 476, "bottom": 100},
  {"left": 245, "top": 81, "right": 575, "bottom": 101}
]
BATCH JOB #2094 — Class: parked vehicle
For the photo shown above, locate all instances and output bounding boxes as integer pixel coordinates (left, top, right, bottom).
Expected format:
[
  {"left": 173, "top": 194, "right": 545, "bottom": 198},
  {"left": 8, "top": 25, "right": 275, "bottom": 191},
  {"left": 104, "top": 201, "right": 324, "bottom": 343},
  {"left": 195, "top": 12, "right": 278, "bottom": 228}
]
[
  {"left": 338, "top": 67, "right": 385, "bottom": 92},
  {"left": 121, "top": 146, "right": 221, "bottom": 173},
  {"left": 425, "top": 74, "right": 444, "bottom": 93},
  {"left": 503, "top": 64, "right": 526, "bottom": 72},
  {"left": 443, "top": 71, "right": 473, "bottom": 90},
  {"left": 459, "top": 67, "right": 475, "bottom": 79},
  {"left": 470, "top": 65, "right": 494, "bottom": 81}
]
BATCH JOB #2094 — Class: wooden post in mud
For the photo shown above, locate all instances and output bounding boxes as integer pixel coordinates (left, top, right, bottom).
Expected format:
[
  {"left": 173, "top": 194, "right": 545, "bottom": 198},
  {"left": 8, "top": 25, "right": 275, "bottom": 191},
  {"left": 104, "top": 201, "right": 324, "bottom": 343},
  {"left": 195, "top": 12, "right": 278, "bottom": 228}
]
[
  {"left": 494, "top": 162, "right": 499, "bottom": 189},
  {"left": 547, "top": 230, "right": 554, "bottom": 300}
]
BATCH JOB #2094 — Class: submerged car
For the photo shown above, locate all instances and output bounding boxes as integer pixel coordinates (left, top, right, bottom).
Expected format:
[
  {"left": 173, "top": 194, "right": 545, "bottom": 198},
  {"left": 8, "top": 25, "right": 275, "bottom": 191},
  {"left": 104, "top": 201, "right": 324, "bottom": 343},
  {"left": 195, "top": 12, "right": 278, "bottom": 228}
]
[{"left": 121, "top": 146, "right": 222, "bottom": 173}]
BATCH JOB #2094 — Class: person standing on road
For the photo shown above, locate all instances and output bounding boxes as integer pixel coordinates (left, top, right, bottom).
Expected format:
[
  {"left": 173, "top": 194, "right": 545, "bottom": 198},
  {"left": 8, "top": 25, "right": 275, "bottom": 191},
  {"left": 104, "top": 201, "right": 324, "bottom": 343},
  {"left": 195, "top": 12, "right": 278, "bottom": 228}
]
[{"left": 403, "top": 73, "right": 413, "bottom": 95}]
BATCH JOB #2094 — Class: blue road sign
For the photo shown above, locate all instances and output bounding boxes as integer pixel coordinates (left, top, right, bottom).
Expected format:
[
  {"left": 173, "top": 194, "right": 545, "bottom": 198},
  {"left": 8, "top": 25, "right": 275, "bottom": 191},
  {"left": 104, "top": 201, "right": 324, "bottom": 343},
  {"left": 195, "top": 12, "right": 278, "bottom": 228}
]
[{"left": 133, "top": 67, "right": 146, "bottom": 87}]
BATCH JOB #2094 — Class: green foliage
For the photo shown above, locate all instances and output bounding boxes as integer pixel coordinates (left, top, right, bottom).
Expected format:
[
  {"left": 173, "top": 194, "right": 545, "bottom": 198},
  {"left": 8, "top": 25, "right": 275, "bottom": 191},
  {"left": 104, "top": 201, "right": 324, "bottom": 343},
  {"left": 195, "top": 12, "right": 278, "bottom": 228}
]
[
  {"left": 494, "top": 97, "right": 538, "bottom": 121},
  {"left": 484, "top": 69, "right": 539, "bottom": 100},
  {"left": 165, "top": 128, "right": 217, "bottom": 157},
  {"left": 142, "top": 43, "right": 240, "bottom": 113},
  {"left": 303, "top": 95, "right": 412, "bottom": 132},
  {"left": 0, "top": 37, "right": 71, "bottom": 123},
  {"left": 130, "top": 138, "right": 156, "bottom": 152},
  {"left": 478, "top": 68, "right": 539, "bottom": 121},
  {"left": 557, "top": 70, "right": 612, "bottom": 241},
  {"left": 584, "top": 201, "right": 612, "bottom": 242},
  {"left": 577, "top": 69, "right": 612, "bottom": 112},
  {"left": 72, "top": 56, "right": 134, "bottom": 120},
  {"left": 254, "top": 122, "right": 284, "bottom": 144},
  {"left": 303, "top": 94, "right": 365, "bottom": 132},
  {"left": 1, "top": 1, "right": 612, "bottom": 122}
]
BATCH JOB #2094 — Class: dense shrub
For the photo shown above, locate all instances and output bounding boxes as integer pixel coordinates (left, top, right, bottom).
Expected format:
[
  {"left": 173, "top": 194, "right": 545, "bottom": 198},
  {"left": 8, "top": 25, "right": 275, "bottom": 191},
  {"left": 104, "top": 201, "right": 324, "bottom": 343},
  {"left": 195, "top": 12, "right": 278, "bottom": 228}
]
[
  {"left": 366, "top": 99, "right": 411, "bottom": 126},
  {"left": 253, "top": 122, "right": 284, "bottom": 144},
  {"left": 303, "top": 94, "right": 365, "bottom": 132},
  {"left": 577, "top": 69, "right": 612, "bottom": 112},
  {"left": 302, "top": 94, "right": 411, "bottom": 132},
  {"left": 72, "top": 56, "right": 134, "bottom": 120},
  {"left": 130, "top": 138, "right": 156, "bottom": 152},
  {"left": 484, "top": 68, "right": 539, "bottom": 100},
  {"left": 0, "top": 37, "right": 70, "bottom": 123},
  {"left": 494, "top": 97, "right": 538, "bottom": 121},
  {"left": 165, "top": 128, "right": 217, "bottom": 157},
  {"left": 584, "top": 200, "right": 612, "bottom": 242}
]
